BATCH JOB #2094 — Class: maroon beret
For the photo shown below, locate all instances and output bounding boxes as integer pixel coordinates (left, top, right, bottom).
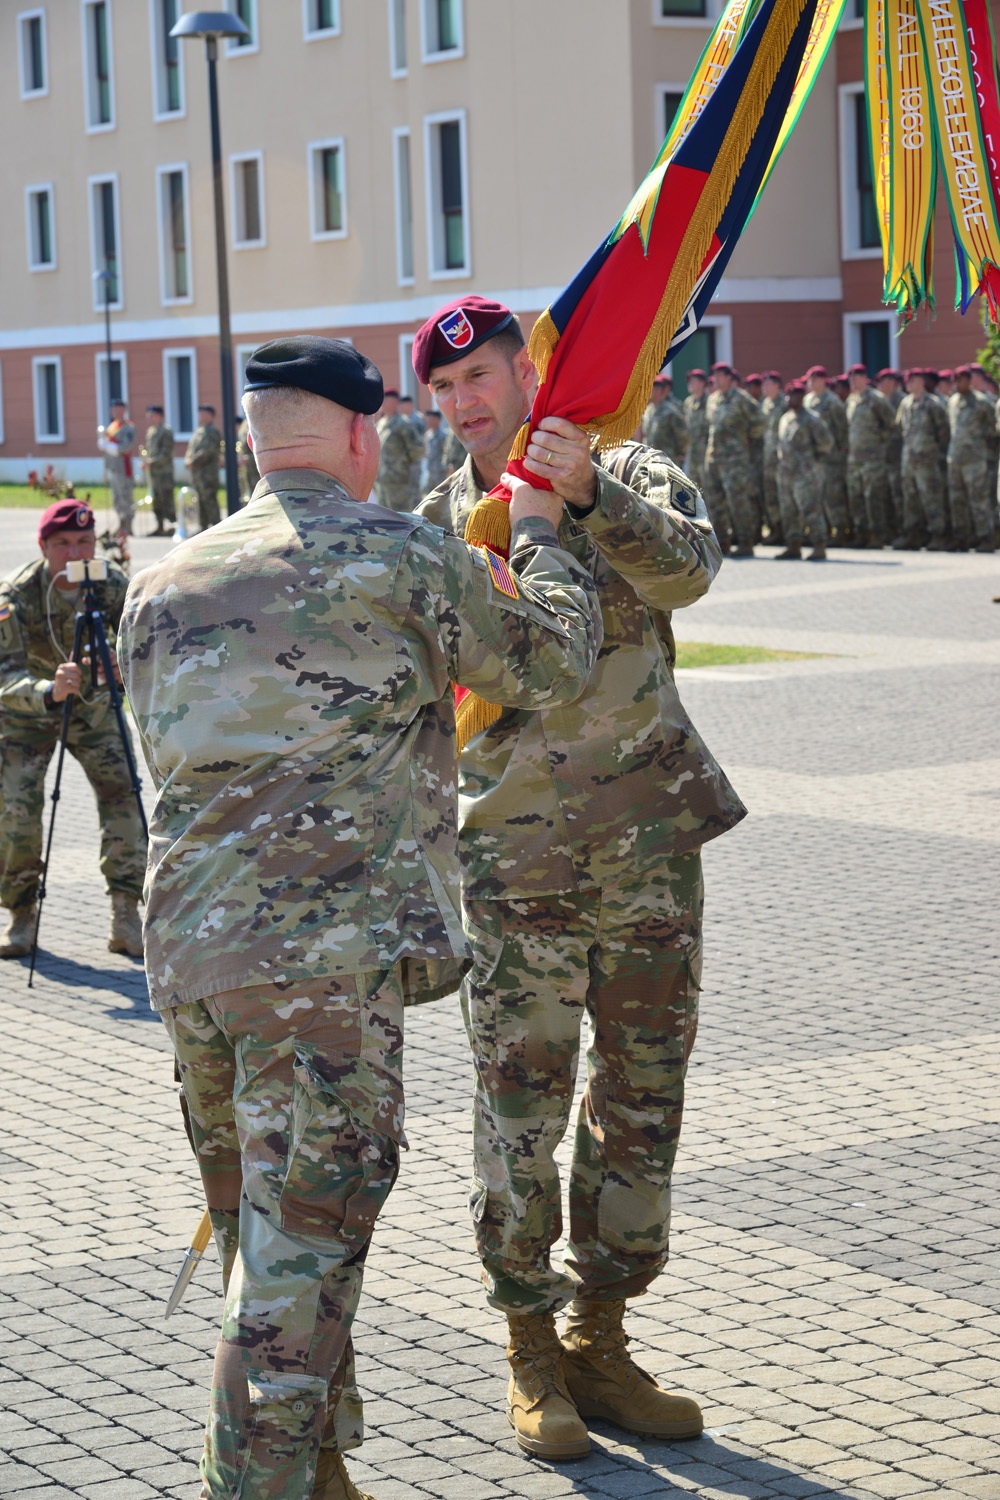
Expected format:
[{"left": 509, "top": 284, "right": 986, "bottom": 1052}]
[
  {"left": 686, "top": 367, "right": 708, "bottom": 381},
  {"left": 970, "top": 362, "right": 986, "bottom": 374},
  {"left": 745, "top": 372, "right": 762, "bottom": 384},
  {"left": 954, "top": 363, "right": 972, "bottom": 377},
  {"left": 38, "top": 499, "right": 95, "bottom": 543},
  {"left": 710, "top": 361, "right": 733, "bottom": 375},
  {"left": 805, "top": 364, "right": 828, "bottom": 379},
  {"left": 847, "top": 363, "right": 868, "bottom": 377},
  {"left": 785, "top": 380, "right": 806, "bottom": 395},
  {"left": 938, "top": 368, "right": 954, "bottom": 379},
  {"left": 763, "top": 369, "right": 782, "bottom": 382},
  {"left": 412, "top": 296, "right": 516, "bottom": 383}
]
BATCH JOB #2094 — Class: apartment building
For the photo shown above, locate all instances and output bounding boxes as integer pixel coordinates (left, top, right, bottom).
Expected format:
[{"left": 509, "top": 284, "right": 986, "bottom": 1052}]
[{"left": 0, "top": 0, "right": 993, "bottom": 479}]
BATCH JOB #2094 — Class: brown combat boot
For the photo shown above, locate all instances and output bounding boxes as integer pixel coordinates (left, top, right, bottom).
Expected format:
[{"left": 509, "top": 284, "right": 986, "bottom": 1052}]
[
  {"left": 506, "top": 1312, "right": 590, "bottom": 1460},
  {"left": 561, "top": 1299, "right": 703, "bottom": 1439},
  {"left": 312, "top": 1448, "right": 377, "bottom": 1499},
  {"left": 807, "top": 545, "right": 827, "bottom": 562},
  {"left": 108, "top": 893, "right": 144, "bottom": 957},
  {"left": 0, "top": 905, "right": 37, "bottom": 959}
]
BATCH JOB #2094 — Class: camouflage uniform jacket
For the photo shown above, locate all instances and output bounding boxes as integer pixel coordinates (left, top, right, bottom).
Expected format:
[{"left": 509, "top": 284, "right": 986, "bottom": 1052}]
[
  {"left": 0, "top": 558, "right": 128, "bottom": 740},
  {"left": 376, "top": 413, "right": 422, "bottom": 488},
  {"left": 185, "top": 422, "right": 222, "bottom": 473},
  {"left": 642, "top": 396, "right": 688, "bottom": 465},
  {"left": 443, "top": 427, "right": 466, "bottom": 472},
  {"left": 705, "top": 386, "right": 765, "bottom": 464},
  {"left": 119, "top": 469, "right": 602, "bottom": 1010},
  {"left": 418, "top": 449, "right": 746, "bottom": 897},
  {"left": 423, "top": 426, "right": 448, "bottom": 493},
  {"left": 103, "top": 419, "right": 135, "bottom": 475},
  {"left": 777, "top": 407, "right": 832, "bottom": 471},
  {"left": 141, "top": 422, "right": 175, "bottom": 474},
  {"left": 897, "top": 393, "right": 950, "bottom": 459},
  {"left": 804, "top": 388, "right": 847, "bottom": 459},
  {"left": 762, "top": 392, "right": 788, "bottom": 466},
  {"left": 683, "top": 391, "right": 708, "bottom": 473},
  {"left": 948, "top": 389, "right": 995, "bottom": 461},
  {"left": 846, "top": 387, "right": 895, "bottom": 462}
]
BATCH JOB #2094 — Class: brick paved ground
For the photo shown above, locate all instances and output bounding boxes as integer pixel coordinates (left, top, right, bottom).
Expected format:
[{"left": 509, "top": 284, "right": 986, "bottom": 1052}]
[{"left": 1, "top": 512, "right": 998, "bottom": 1500}]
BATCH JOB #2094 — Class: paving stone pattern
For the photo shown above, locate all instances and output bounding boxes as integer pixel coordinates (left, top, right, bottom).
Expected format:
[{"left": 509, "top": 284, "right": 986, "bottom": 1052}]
[{"left": 1, "top": 512, "right": 998, "bottom": 1499}]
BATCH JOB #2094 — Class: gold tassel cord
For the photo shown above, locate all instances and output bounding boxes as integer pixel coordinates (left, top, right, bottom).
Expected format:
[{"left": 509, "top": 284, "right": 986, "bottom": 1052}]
[
  {"left": 455, "top": 686, "right": 504, "bottom": 752},
  {"left": 454, "top": 493, "right": 515, "bottom": 753}
]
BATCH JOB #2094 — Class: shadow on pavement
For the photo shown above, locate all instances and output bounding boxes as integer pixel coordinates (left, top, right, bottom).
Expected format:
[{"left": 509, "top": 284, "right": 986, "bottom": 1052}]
[{"left": 16, "top": 950, "right": 155, "bottom": 1017}]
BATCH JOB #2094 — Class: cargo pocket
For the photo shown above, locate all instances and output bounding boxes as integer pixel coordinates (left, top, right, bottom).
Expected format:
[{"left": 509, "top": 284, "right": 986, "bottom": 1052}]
[
  {"left": 278, "top": 1051, "right": 400, "bottom": 1245},
  {"left": 234, "top": 1371, "right": 327, "bottom": 1497}
]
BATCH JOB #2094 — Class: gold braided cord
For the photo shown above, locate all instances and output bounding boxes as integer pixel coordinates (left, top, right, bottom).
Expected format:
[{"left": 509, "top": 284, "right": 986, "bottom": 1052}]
[
  {"left": 526, "top": 309, "right": 560, "bottom": 390},
  {"left": 455, "top": 686, "right": 504, "bottom": 753}
]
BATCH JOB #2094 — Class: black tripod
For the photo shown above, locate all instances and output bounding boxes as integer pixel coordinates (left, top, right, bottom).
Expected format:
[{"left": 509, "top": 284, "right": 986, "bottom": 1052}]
[{"left": 28, "top": 574, "right": 148, "bottom": 986}]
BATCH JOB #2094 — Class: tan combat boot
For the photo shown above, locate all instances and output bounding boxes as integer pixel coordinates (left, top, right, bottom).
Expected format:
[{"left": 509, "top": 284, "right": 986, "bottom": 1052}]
[
  {"left": 312, "top": 1448, "right": 377, "bottom": 1499},
  {"left": 562, "top": 1299, "right": 703, "bottom": 1439},
  {"left": 0, "top": 905, "right": 37, "bottom": 959},
  {"left": 108, "top": 893, "right": 144, "bottom": 957},
  {"left": 506, "top": 1311, "right": 590, "bottom": 1460}
]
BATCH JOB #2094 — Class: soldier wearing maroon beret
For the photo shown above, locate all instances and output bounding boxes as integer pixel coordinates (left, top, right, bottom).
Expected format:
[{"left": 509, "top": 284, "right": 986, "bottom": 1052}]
[
  {"left": 0, "top": 500, "right": 146, "bottom": 959},
  {"left": 760, "top": 370, "right": 789, "bottom": 545},
  {"left": 804, "top": 363, "right": 851, "bottom": 539}
]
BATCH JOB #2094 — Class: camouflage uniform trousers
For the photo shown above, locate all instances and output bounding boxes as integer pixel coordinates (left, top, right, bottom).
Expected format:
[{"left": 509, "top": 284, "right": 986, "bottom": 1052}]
[
  {"left": 901, "top": 456, "right": 947, "bottom": 543},
  {"left": 147, "top": 462, "right": 176, "bottom": 527},
  {"left": 763, "top": 458, "right": 782, "bottom": 538},
  {"left": 376, "top": 482, "right": 419, "bottom": 514},
  {"left": 819, "top": 458, "right": 850, "bottom": 536},
  {"left": 847, "top": 459, "right": 891, "bottom": 545},
  {"left": 108, "top": 467, "right": 135, "bottom": 530},
  {"left": 777, "top": 463, "right": 828, "bottom": 547},
  {"left": 701, "top": 461, "right": 758, "bottom": 549},
  {"left": 948, "top": 457, "right": 995, "bottom": 546},
  {"left": 0, "top": 719, "right": 146, "bottom": 910},
  {"left": 189, "top": 464, "right": 221, "bottom": 531},
  {"left": 462, "top": 854, "right": 703, "bottom": 1315},
  {"left": 163, "top": 967, "right": 405, "bottom": 1500}
]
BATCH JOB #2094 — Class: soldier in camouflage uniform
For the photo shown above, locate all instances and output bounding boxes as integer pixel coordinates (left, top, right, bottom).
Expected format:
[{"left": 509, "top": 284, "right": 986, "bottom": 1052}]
[
  {"left": 416, "top": 296, "right": 745, "bottom": 1461},
  {"left": 139, "top": 405, "right": 175, "bottom": 535},
  {"left": 99, "top": 399, "right": 137, "bottom": 535},
  {"left": 0, "top": 499, "right": 146, "bottom": 960},
  {"left": 894, "top": 369, "right": 952, "bottom": 549},
  {"left": 775, "top": 380, "right": 832, "bottom": 561},
  {"left": 805, "top": 366, "right": 850, "bottom": 540},
  {"left": 185, "top": 404, "right": 223, "bottom": 531},
  {"left": 374, "top": 389, "right": 423, "bottom": 511},
  {"left": 877, "top": 367, "right": 905, "bottom": 537},
  {"left": 421, "top": 409, "right": 448, "bottom": 495},
  {"left": 948, "top": 365, "right": 997, "bottom": 551},
  {"left": 683, "top": 367, "right": 709, "bottom": 490},
  {"left": 970, "top": 362, "right": 999, "bottom": 509},
  {"left": 641, "top": 374, "right": 688, "bottom": 466},
  {"left": 235, "top": 415, "right": 260, "bottom": 505},
  {"left": 845, "top": 365, "right": 895, "bottom": 547},
  {"left": 703, "top": 360, "right": 765, "bottom": 556},
  {"left": 760, "top": 371, "right": 787, "bottom": 545},
  {"left": 119, "top": 336, "right": 601, "bottom": 1500}
]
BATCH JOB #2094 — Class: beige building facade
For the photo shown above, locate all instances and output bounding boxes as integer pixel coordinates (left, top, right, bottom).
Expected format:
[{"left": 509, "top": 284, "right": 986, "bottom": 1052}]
[{"left": 0, "top": 0, "right": 994, "bottom": 480}]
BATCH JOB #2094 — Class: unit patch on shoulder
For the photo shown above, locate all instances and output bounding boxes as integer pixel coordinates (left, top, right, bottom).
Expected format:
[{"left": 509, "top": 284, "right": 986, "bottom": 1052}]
[
  {"left": 672, "top": 486, "right": 697, "bottom": 517},
  {"left": 484, "top": 548, "right": 519, "bottom": 600}
]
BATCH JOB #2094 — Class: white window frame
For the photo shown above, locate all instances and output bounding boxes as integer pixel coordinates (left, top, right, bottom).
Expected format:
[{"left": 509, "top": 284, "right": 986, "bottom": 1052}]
[
  {"left": 230, "top": 151, "right": 267, "bottom": 249},
  {"left": 155, "top": 163, "right": 193, "bottom": 306},
  {"left": 94, "top": 350, "right": 129, "bottom": 425},
  {"left": 655, "top": 82, "right": 686, "bottom": 146},
  {"left": 303, "top": 0, "right": 340, "bottom": 39},
  {"left": 18, "top": 8, "right": 48, "bottom": 99},
  {"left": 843, "top": 311, "right": 899, "bottom": 372},
  {"left": 839, "top": 81, "right": 882, "bottom": 262},
  {"left": 840, "top": 0, "right": 864, "bottom": 31},
  {"left": 149, "top": 0, "right": 186, "bottom": 120},
  {"left": 225, "top": 0, "right": 259, "bottom": 56},
  {"left": 420, "top": 0, "right": 463, "bottom": 62},
  {"left": 388, "top": 0, "right": 407, "bottom": 76},
  {"left": 308, "top": 137, "right": 348, "bottom": 241},
  {"left": 235, "top": 342, "right": 257, "bottom": 415},
  {"left": 393, "top": 126, "right": 415, "bottom": 285},
  {"left": 398, "top": 335, "right": 417, "bottom": 399},
  {"left": 33, "top": 355, "right": 64, "bottom": 444},
  {"left": 652, "top": 0, "right": 720, "bottom": 28},
  {"left": 81, "top": 0, "right": 116, "bottom": 133},
  {"left": 163, "top": 347, "right": 199, "bottom": 440},
  {"left": 0, "top": 363, "right": 6, "bottom": 446},
  {"left": 25, "top": 183, "right": 57, "bottom": 272},
  {"left": 424, "top": 108, "right": 471, "bottom": 280},
  {"left": 88, "top": 173, "right": 123, "bottom": 311}
]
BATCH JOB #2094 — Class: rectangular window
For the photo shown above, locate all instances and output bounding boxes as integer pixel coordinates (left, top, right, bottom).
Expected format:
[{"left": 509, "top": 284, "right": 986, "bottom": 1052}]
[
  {"left": 157, "top": 165, "right": 191, "bottom": 302},
  {"left": 226, "top": 0, "right": 257, "bottom": 52},
  {"left": 304, "top": 0, "right": 339, "bottom": 37},
  {"left": 839, "top": 84, "right": 882, "bottom": 259},
  {"left": 164, "top": 349, "right": 197, "bottom": 438},
  {"left": 96, "top": 351, "right": 127, "bottom": 423},
  {"left": 90, "top": 175, "right": 122, "bottom": 308},
  {"left": 854, "top": 93, "right": 880, "bottom": 250},
  {"left": 83, "top": 0, "right": 115, "bottom": 129},
  {"left": 659, "top": 0, "right": 707, "bottom": 16},
  {"left": 659, "top": 87, "right": 683, "bottom": 141},
  {"left": 33, "top": 356, "right": 64, "bottom": 443},
  {"left": 231, "top": 153, "right": 265, "bottom": 247},
  {"left": 309, "top": 139, "right": 347, "bottom": 239},
  {"left": 151, "top": 0, "right": 184, "bottom": 116},
  {"left": 26, "top": 185, "right": 56, "bottom": 271},
  {"left": 393, "top": 128, "right": 414, "bottom": 283},
  {"left": 18, "top": 9, "right": 48, "bottom": 97},
  {"left": 425, "top": 112, "right": 470, "bottom": 276},
  {"left": 421, "top": 0, "right": 462, "bottom": 60},
  {"left": 389, "top": 0, "right": 407, "bottom": 74}
]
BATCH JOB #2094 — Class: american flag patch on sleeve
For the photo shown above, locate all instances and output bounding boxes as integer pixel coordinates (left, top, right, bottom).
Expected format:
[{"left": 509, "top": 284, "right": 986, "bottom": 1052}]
[
  {"left": 0, "top": 604, "right": 11, "bottom": 624},
  {"left": 484, "top": 548, "right": 519, "bottom": 600}
]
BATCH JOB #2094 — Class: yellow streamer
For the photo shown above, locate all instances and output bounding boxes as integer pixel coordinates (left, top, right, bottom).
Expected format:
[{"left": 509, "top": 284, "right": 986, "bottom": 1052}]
[{"left": 882, "top": 0, "right": 937, "bottom": 318}]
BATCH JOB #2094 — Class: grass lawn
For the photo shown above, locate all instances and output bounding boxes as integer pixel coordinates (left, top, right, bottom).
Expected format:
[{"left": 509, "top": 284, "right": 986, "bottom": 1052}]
[
  {"left": 675, "top": 641, "right": 824, "bottom": 668},
  {"left": 0, "top": 483, "right": 107, "bottom": 509}
]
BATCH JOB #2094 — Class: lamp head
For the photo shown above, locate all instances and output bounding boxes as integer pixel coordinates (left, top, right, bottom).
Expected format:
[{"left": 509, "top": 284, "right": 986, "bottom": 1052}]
[{"left": 170, "top": 10, "right": 250, "bottom": 40}]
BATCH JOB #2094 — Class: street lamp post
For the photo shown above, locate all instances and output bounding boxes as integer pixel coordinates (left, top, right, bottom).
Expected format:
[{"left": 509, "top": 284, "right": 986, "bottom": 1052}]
[
  {"left": 93, "top": 262, "right": 113, "bottom": 415},
  {"left": 170, "top": 10, "right": 249, "bottom": 517}
]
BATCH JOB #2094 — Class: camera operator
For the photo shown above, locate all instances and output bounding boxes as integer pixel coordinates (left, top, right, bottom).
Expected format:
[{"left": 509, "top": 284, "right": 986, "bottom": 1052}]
[{"left": 0, "top": 500, "right": 147, "bottom": 959}]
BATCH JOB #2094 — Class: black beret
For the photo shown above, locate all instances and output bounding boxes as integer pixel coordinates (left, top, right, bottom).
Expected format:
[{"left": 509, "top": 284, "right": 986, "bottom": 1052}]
[{"left": 243, "top": 336, "right": 383, "bottom": 415}]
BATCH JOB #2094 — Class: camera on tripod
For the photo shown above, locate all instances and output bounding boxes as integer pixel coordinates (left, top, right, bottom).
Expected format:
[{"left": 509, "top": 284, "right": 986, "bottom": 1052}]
[{"left": 65, "top": 557, "right": 109, "bottom": 585}]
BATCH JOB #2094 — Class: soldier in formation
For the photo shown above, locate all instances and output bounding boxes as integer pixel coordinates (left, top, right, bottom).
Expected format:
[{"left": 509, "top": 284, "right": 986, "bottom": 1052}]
[
  {"left": 374, "top": 387, "right": 423, "bottom": 511},
  {"left": 804, "top": 365, "right": 850, "bottom": 540},
  {"left": 760, "top": 370, "right": 787, "bottom": 546},
  {"left": 702, "top": 360, "right": 765, "bottom": 556},
  {"left": 845, "top": 364, "right": 896, "bottom": 548},
  {"left": 642, "top": 373, "right": 688, "bottom": 466},
  {"left": 948, "top": 364, "right": 997, "bottom": 551},
  {"left": 416, "top": 295, "right": 744, "bottom": 1461},
  {"left": 185, "top": 404, "right": 223, "bottom": 531},
  {"left": 235, "top": 415, "right": 260, "bottom": 505},
  {"left": 0, "top": 499, "right": 146, "bottom": 960},
  {"left": 139, "top": 404, "right": 175, "bottom": 536},
  {"left": 98, "top": 397, "right": 136, "bottom": 535},
  {"left": 775, "top": 380, "right": 832, "bottom": 561},
  {"left": 894, "top": 368, "right": 951, "bottom": 549},
  {"left": 120, "top": 335, "right": 602, "bottom": 1500},
  {"left": 421, "top": 408, "right": 448, "bottom": 495},
  {"left": 683, "top": 367, "right": 709, "bottom": 490}
]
